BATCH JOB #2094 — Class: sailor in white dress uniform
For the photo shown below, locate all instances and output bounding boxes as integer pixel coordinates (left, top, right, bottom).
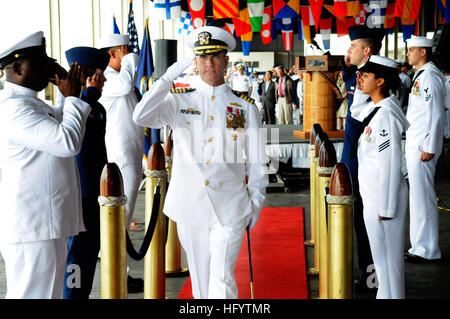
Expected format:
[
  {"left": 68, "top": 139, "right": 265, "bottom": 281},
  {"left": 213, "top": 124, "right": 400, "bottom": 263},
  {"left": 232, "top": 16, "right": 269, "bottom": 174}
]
[
  {"left": 133, "top": 26, "right": 268, "bottom": 299},
  {"left": 0, "top": 32, "right": 90, "bottom": 298},
  {"left": 352, "top": 55, "right": 409, "bottom": 299},
  {"left": 98, "top": 34, "right": 144, "bottom": 227},
  {"left": 404, "top": 37, "right": 446, "bottom": 262}
]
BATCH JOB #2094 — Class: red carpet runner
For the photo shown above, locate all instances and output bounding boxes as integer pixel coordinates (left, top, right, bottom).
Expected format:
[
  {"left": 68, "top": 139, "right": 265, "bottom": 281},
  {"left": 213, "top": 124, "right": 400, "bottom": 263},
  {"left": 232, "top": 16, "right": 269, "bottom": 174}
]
[{"left": 177, "top": 207, "right": 308, "bottom": 299}]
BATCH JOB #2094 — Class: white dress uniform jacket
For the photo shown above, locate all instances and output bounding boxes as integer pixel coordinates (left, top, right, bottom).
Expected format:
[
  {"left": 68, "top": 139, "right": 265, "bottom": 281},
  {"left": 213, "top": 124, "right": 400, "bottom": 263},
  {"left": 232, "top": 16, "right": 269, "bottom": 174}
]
[
  {"left": 98, "top": 53, "right": 144, "bottom": 223},
  {"left": 229, "top": 73, "right": 251, "bottom": 93},
  {"left": 0, "top": 82, "right": 91, "bottom": 243},
  {"left": 405, "top": 61, "right": 446, "bottom": 260},
  {"left": 355, "top": 95, "right": 409, "bottom": 299},
  {"left": 99, "top": 53, "right": 144, "bottom": 167},
  {"left": 133, "top": 76, "right": 268, "bottom": 228}
]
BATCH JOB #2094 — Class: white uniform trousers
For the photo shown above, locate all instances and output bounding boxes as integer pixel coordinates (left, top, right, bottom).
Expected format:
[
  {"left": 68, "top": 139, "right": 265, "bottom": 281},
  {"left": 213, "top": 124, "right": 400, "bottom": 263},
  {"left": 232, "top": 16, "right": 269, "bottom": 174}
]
[
  {"left": 0, "top": 238, "right": 67, "bottom": 299},
  {"left": 276, "top": 97, "right": 293, "bottom": 124},
  {"left": 405, "top": 146, "right": 441, "bottom": 259},
  {"left": 363, "top": 198, "right": 407, "bottom": 299},
  {"left": 177, "top": 213, "right": 246, "bottom": 299}
]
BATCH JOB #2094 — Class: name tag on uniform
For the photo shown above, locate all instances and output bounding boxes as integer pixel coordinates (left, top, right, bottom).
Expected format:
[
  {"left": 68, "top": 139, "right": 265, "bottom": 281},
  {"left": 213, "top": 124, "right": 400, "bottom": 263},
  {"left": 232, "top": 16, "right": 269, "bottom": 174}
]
[{"left": 180, "top": 107, "right": 201, "bottom": 115}]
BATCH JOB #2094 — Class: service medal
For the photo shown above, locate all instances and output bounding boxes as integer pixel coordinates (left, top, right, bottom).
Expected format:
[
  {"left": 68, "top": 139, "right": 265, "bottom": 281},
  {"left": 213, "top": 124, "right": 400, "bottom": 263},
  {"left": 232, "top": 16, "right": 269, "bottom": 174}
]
[{"left": 364, "top": 126, "right": 372, "bottom": 142}]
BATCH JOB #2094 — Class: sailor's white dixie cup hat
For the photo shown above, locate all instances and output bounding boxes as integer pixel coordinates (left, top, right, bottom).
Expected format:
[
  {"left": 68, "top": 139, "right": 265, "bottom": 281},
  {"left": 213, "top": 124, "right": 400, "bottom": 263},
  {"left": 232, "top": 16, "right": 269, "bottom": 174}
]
[
  {"left": 406, "top": 36, "right": 433, "bottom": 48},
  {"left": 0, "top": 31, "right": 55, "bottom": 69},
  {"left": 98, "top": 34, "right": 131, "bottom": 49},
  {"left": 187, "top": 26, "right": 236, "bottom": 56}
]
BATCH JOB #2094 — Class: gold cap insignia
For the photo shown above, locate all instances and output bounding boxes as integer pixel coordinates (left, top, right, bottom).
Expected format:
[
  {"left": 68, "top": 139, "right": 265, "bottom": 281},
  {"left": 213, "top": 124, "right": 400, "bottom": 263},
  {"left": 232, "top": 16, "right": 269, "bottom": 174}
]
[{"left": 198, "top": 31, "right": 211, "bottom": 45}]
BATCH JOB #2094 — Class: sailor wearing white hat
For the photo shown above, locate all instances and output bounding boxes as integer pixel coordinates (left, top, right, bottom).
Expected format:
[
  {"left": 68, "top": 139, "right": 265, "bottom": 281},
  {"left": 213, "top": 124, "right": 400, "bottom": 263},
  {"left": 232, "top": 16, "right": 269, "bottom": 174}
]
[
  {"left": 351, "top": 55, "right": 409, "bottom": 299},
  {"left": 133, "top": 26, "right": 268, "bottom": 299},
  {"left": 404, "top": 36, "right": 446, "bottom": 263},
  {"left": 0, "top": 31, "right": 90, "bottom": 298},
  {"left": 98, "top": 34, "right": 144, "bottom": 229}
]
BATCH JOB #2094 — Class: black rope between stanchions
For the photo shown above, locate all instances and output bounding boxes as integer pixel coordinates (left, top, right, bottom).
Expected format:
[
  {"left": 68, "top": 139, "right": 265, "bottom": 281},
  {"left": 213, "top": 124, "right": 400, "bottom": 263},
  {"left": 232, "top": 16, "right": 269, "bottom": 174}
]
[{"left": 126, "top": 186, "right": 161, "bottom": 261}]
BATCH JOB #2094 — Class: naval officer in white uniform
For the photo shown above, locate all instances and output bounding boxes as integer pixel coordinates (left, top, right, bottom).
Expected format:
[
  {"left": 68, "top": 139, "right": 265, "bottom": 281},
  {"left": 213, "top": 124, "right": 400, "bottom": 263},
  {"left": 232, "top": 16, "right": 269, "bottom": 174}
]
[
  {"left": 98, "top": 34, "right": 144, "bottom": 228},
  {"left": 404, "top": 36, "right": 446, "bottom": 263},
  {"left": 133, "top": 26, "right": 268, "bottom": 299},
  {"left": 352, "top": 55, "right": 409, "bottom": 299},
  {"left": 0, "top": 31, "right": 90, "bottom": 298}
]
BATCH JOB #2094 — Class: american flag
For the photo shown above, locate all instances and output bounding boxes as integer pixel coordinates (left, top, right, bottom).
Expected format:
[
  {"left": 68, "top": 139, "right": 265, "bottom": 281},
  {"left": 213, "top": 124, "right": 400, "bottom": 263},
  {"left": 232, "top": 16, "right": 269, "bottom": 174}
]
[{"left": 127, "top": 0, "right": 140, "bottom": 55}]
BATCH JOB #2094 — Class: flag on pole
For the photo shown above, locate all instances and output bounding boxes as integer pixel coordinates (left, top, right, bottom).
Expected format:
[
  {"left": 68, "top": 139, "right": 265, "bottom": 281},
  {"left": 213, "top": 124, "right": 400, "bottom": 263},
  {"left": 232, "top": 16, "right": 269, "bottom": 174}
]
[
  {"left": 127, "top": 0, "right": 140, "bottom": 54},
  {"left": 367, "top": 0, "right": 388, "bottom": 28},
  {"left": 113, "top": 15, "right": 121, "bottom": 34},
  {"left": 136, "top": 19, "right": 155, "bottom": 160},
  {"left": 334, "top": 0, "right": 361, "bottom": 17},
  {"left": 213, "top": 0, "right": 239, "bottom": 19},
  {"left": 178, "top": 10, "right": 194, "bottom": 35},
  {"left": 154, "top": 0, "right": 182, "bottom": 20},
  {"left": 247, "top": 0, "right": 265, "bottom": 32},
  {"left": 319, "top": 18, "right": 332, "bottom": 50},
  {"left": 260, "top": 6, "right": 273, "bottom": 44},
  {"left": 188, "top": 0, "right": 205, "bottom": 28}
]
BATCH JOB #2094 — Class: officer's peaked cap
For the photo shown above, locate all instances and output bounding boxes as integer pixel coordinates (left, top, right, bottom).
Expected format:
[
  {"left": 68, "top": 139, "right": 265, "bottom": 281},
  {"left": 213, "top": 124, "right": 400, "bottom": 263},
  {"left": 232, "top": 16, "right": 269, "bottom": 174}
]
[{"left": 187, "top": 26, "right": 236, "bottom": 56}]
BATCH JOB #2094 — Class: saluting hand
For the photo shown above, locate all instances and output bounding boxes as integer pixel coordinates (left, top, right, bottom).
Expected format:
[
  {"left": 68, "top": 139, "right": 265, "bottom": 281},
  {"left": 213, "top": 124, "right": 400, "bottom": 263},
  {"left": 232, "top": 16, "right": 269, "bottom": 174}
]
[
  {"left": 86, "top": 72, "right": 105, "bottom": 91},
  {"left": 56, "top": 62, "right": 83, "bottom": 98}
]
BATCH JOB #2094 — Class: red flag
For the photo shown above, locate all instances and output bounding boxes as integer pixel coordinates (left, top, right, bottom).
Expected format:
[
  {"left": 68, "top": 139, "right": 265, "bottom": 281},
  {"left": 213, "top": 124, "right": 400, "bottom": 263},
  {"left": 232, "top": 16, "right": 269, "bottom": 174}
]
[
  {"left": 232, "top": 8, "right": 252, "bottom": 37},
  {"left": 260, "top": 6, "right": 273, "bottom": 44},
  {"left": 308, "top": 0, "right": 324, "bottom": 32},
  {"left": 334, "top": 0, "right": 360, "bottom": 17},
  {"left": 188, "top": 0, "right": 205, "bottom": 29},
  {"left": 273, "top": 0, "right": 286, "bottom": 18},
  {"left": 395, "top": 0, "right": 422, "bottom": 22},
  {"left": 336, "top": 17, "right": 355, "bottom": 37},
  {"left": 300, "top": 6, "right": 314, "bottom": 44},
  {"left": 383, "top": 3, "right": 396, "bottom": 30}
]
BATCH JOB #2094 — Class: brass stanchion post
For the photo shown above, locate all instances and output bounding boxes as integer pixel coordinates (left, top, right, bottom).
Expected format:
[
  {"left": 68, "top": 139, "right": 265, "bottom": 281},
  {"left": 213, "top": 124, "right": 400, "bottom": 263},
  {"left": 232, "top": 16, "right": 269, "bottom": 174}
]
[
  {"left": 99, "top": 163, "right": 127, "bottom": 299},
  {"left": 305, "top": 123, "right": 322, "bottom": 248},
  {"left": 317, "top": 135, "right": 336, "bottom": 299},
  {"left": 327, "top": 163, "right": 354, "bottom": 299},
  {"left": 307, "top": 132, "right": 327, "bottom": 277},
  {"left": 164, "top": 135, "right": 189, "bottom": 277},
  {"left": 144, "top": 142, "right": 167, "bottom": 299}
]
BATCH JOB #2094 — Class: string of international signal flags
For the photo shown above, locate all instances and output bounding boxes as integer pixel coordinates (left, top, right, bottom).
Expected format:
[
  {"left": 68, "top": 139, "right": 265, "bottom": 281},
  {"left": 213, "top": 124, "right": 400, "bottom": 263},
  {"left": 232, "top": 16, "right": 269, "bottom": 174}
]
[{"left": 145, "top": 0, "right": 450, "bottom": 54}]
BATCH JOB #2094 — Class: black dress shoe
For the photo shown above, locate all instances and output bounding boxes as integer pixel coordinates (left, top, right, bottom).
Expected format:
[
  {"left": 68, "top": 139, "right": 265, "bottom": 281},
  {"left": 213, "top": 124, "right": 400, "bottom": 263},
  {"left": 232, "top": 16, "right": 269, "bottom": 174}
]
[
  {"left": 404, "top": 252, "right": 441, "bottom": 264},
  {"left": 128, "top": 275, "right": 144, "bottom": 293}
]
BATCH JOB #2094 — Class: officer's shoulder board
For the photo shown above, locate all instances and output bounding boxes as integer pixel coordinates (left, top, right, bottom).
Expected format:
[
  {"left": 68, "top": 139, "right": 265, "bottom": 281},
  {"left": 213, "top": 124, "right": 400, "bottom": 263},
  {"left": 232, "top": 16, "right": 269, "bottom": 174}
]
[
  {"left": 232, "top": 90, "right": 255, "bottom": 104},
  {"left": 170, "top": 87, "right": 196, "bottom": 94}
]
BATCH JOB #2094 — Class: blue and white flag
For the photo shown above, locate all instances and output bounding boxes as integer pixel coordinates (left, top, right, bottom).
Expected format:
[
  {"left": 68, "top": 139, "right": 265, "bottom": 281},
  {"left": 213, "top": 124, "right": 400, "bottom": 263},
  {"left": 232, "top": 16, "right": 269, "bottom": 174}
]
[
  {"left": 367, "top": 0, "right": 388, "bottom": 28},
  {"left": 154, "top": 0, "right": 182, "bottom": 20},
  {"left": 178, "top": 10, "right": 194, "bottom": 35},
  {"left": 127, "top": 0, "right": 140, "bottom": 54}
]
